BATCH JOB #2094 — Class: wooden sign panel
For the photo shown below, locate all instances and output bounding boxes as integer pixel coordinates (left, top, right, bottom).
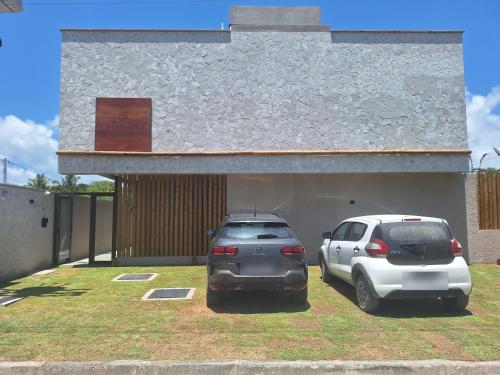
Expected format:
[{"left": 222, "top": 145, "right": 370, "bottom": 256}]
[{"left": 95, "top": 98, "right": 152, "bottom": 152}]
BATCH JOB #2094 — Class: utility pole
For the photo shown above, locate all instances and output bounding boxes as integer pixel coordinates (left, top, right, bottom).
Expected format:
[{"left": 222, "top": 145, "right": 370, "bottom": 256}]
[{"left": 2, "top": 158, "right": 6, "bottom": 184}]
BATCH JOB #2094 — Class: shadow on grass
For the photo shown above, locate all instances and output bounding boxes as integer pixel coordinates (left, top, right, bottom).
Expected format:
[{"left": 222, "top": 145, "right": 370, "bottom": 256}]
[
  {"left": 0, "top": 281, "right": 89, "bottom": 300},
  {"left": 210, "top": 291, "right": 310, "bottom": 314},
  {"left": 71, "top": 261, "right": 112, "bottom": 268},
  {"left": 325, "top": 276, "right": 472, "bottom": 318}
]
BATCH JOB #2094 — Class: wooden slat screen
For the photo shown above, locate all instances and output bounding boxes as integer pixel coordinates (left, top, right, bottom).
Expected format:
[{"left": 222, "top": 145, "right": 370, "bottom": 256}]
[
  {"left": 478, "top": 173, "right": 500, "bottom": 230},
  {"left": 116, "top": 175, "right": 227, "bottom": 258}
]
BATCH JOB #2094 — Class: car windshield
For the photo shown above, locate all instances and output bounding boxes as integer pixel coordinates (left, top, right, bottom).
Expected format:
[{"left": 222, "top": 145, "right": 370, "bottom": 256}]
[
  {"left": 222, "top": 222, "right": 292, "bottom": 239},
  {"left": 380, "top": 221, "right": 452, "bottom": 244},
  {"left": 378, "top": 221, "right": 454, "bottom": 265}
]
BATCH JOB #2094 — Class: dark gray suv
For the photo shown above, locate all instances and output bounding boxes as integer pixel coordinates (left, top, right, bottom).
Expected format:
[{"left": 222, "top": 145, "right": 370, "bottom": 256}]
[{"left": 206, "top": 214, "right": 308, "bottom": 306}]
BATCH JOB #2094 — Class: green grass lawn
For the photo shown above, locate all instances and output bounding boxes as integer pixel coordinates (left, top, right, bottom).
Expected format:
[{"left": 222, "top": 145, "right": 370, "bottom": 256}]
[{"left": 0, "top": 265, "right": 498, "bottom": 361}]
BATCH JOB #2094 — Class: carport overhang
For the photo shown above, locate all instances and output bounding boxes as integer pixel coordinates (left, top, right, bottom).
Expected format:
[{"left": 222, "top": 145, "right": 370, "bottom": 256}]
[{"left": 57, "top": 149, "right": 471, "bottom": 175}]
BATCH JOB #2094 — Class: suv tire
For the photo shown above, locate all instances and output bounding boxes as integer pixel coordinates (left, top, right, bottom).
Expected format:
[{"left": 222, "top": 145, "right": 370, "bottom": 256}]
[
  {"left": 206, "top": 288, "right": 223, "bottom": 307},
  {"left": 442, "top": 295, "right": 469, "bottom": 311},
  {"left": 355, "top": 274, "right": 379, "bottom": 313},
  {"left": 320, "top": 255, "right": 334, "bottom": 284},
  {"left": 291, "top": 289, "right": 308, "bottom": 305}
]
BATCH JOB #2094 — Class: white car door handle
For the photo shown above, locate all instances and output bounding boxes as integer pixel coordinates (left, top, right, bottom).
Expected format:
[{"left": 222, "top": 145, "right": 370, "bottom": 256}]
[
  {"left": 336, "top": 245, "right": 341, "bottom": 252},
  {"left": 354, "top": 246, "right": 360, "bottom": 253}
]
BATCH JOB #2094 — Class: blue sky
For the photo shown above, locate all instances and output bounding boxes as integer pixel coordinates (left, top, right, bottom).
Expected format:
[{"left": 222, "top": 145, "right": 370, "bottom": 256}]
[{"left": 1, "top": 0, "right": 500, "bottom": 184}]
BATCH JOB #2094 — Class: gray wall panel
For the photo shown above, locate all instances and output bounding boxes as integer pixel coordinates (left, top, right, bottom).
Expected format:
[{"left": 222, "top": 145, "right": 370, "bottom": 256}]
[{"left": 227, "top": 173, "right": 468, "bottom": 264}]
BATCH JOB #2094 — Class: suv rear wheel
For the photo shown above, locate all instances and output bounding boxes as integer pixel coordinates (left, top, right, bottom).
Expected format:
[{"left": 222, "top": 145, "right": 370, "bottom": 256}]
[
  {"left": 320, "top": 255, "right": 333, "bottom": 284},
  {"left": 355, "top": 274, "right": 379, "bottom": 313},
  {"left": 206, "top": 288, "right": 223, "bottom": 307},
  {"left": 442, "top": 295, "right": 469, "bottom": 311}
]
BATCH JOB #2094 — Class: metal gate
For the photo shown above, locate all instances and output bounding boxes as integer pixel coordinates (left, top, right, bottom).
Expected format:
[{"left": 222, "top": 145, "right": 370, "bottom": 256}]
[
  {"left": 52, "top": 192, "right": 116, "bottom": 265},
  {"left": 53, "top": 196, "right": 73, "bottom": 264}
]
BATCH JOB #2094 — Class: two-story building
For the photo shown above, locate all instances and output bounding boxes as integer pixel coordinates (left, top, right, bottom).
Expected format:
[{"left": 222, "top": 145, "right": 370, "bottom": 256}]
[{"left": 58, "top": 6, "right": 470, "bottom": 265}]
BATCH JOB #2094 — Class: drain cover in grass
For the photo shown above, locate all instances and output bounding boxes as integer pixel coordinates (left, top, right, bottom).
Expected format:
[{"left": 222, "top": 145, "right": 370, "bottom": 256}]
[
  {"left": 112, "top": 273, "right": 158, "bottom": 282},
  {"left": 0, "top": 297, "right": 22, "bottom": 307},
  {"left": 142, "top": 288, "right": 195, "bottom": 300}
]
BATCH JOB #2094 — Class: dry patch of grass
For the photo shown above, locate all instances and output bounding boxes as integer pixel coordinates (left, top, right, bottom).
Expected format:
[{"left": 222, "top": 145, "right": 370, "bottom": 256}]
[{"left": 421, "top": 331, "right": 475, "bottom": 361}]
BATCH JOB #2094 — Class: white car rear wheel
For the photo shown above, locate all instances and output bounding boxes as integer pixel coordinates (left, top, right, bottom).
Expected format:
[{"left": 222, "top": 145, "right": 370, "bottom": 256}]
[
  {"left": 355, "top": 275, "right": 379, "bottom": 313},
  {"left": 320, "top": 256, "right": 333, "bottom": 283},
  {"left": 442, "top": 295, "right": 469, "bottom": 311}
]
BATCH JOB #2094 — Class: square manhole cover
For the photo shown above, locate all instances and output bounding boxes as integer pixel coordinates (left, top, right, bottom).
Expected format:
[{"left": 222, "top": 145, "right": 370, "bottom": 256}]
[
  {"left": 142, "top": 288, "right": 195, "bottom": 301},
  {"left": 112, "top": 273, "right": 158, "bottom": 282}
]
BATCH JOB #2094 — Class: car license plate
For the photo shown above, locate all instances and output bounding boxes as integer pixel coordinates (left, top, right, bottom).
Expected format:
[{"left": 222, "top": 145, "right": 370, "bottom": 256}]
[{"left": 402, "top": 272, "right": 448, "bottom": 290}]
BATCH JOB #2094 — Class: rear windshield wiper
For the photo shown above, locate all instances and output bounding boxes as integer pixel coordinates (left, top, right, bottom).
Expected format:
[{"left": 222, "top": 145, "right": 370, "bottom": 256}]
[
  {"left": 257, "top": 234, "right": 279, "bottom": 239},
  {"left": 400, "top": 242, "right": 425, "bottom": 247}
]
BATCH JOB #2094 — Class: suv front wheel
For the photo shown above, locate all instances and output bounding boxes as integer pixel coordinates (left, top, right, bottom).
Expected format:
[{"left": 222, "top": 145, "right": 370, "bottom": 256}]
[{"left": 355, "top": 274, "right": 379, "bottom": 313}]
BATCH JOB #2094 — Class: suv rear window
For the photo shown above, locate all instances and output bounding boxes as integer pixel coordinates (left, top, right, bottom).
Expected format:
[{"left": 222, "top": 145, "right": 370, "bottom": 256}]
[
  {"left": 375, "top": 221, "right": 454, "bottom": 265},
  {"left": 223, "top": 222, "right": 293, "bottom": 239}
]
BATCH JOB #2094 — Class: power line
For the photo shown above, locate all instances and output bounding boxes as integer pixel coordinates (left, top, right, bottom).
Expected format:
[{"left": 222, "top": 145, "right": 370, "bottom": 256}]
[
  {"left": 23, "top": 0, "right": 231, "bottom": 6},
  {"left": 6, "top": 159, "right": 39, "bottom": 175},
  {"left": 2, "top": 158, "right": 6, "bottom": 184},
  {"left": 1, "top": 158, "right": 44, "bottom": 185}
]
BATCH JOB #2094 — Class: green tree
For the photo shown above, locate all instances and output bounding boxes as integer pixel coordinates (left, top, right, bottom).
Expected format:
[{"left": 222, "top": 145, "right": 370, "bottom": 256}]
[
  {"left": 26, "top": 174, "right": 51, "bottom": 190},
  {"left": 52, "top": 175, "right": 84, "bottom": 192},
  {"left": 482, "top": 167, "right": 500, "bottom": 175},
  {"left": 83, "top": 180, "right": 115, "bottom": 193}
]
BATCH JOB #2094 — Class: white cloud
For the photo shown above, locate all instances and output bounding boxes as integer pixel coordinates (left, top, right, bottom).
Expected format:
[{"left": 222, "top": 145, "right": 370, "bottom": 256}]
[
  {"left": 467, "top": 86, "right": 500, "bottom": 169},
  {"left": 0, "top": 115, "right": 59, "bottom": 183},
  {"left": 4, "top": 166, "right": 37, "bottom": 187},
  {"left": 0, "top": 114, "right": 108, "bottom": 186}
]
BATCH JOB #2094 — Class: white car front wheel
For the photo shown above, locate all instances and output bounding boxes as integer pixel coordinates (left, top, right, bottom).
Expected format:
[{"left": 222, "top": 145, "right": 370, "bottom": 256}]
[{"left": 320, "top": 256, "right": 333, "bottom": 283}]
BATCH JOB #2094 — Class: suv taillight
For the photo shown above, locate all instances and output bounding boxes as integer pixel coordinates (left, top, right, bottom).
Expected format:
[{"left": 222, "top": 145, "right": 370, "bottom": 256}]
[
  {"left": 281, "top": 247, "right": 305, "bottom": 255},
  {"left": 365, "top": 238, "right": 389, "bottom": 257},
  {"left": 450, "top": 238, "right": 462, "bottom": 256},
  {"left": 212, "top": 246, "right": 238, "bottom": 255}
]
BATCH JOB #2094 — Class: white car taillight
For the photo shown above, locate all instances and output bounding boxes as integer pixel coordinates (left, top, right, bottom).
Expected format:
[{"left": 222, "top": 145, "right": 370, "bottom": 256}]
[
  {"left": 365, "top": 238, "right": 389, "bottom": 257},
  {"left": 450, "top": 238, "right": 462, "bottom": 256}
]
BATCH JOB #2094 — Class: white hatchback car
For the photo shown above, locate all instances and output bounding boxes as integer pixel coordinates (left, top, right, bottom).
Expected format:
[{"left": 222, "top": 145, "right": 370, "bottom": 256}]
[{"left": 319, "top": 215, "right": 472, "bottom": 313}]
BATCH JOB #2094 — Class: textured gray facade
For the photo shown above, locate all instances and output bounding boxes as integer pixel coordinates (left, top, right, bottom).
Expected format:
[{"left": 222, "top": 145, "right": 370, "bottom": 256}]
[
  {"left": 59, "top": 29, "right": 467, "bottom": 157},
  {"left": 59, "top": 153, "right": 469, "bottom": 175},
  {"left": 57, "top": 10, "right": 472, "bottom": 265}
]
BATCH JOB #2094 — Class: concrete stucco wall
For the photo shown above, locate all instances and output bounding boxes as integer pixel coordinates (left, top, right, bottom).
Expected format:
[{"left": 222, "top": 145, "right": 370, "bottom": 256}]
[
  {"left": 58, "top": 153, "right": 470, "bottom": 175},
  {"left": 465, "top": 174, "right": 500, "bottom": 263},
  {"left": 60, "top": 30, "right": 466, "bottom": 154},
  {"left": 227, "top": 173, "right": 469, "bottom": 264},
  {"left": 0, "top": 185, "right": 54, "bottom": 282},
  {"left": 70, "top": 196, "right": 113, "bottom": 260}
]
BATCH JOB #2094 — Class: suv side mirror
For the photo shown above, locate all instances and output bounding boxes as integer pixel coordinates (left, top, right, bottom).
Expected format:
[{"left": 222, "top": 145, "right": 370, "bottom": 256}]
[
  {"left": 322, "top": 231, "right": 332, "bottom": 240},
  {"left": 207, "top": 229, "right": 216, "bottom": 238}
]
